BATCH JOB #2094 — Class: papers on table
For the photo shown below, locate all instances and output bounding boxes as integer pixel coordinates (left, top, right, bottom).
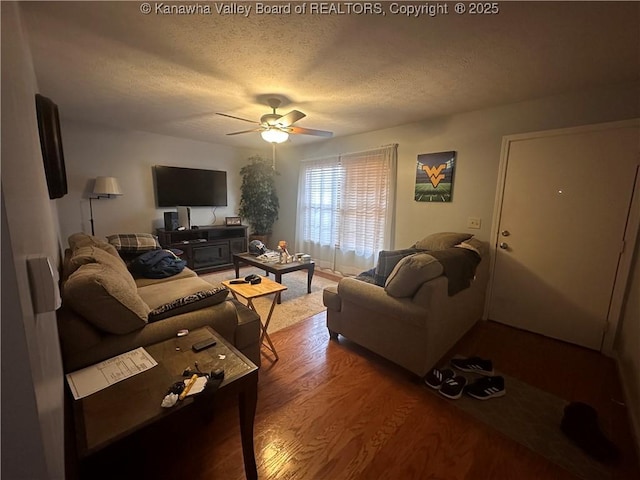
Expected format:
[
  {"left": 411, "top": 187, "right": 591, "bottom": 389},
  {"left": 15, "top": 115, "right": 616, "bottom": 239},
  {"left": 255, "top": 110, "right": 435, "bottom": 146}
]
[
  {"left": 66, "top": 347, "right": 157, "bottom": 400},
  {"left": 256, "top": 251, "right": 280, "bottom": 263},
  {"left": 185, "top": 376, "right": 207, "bottom": 397}
]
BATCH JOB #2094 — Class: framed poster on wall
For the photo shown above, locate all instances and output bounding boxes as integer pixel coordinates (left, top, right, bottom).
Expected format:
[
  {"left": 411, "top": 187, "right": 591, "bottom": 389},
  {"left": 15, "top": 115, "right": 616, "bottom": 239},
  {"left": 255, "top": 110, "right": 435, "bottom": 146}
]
[{"left": 414, "top": 151, "right": 456, "bottom": 202}]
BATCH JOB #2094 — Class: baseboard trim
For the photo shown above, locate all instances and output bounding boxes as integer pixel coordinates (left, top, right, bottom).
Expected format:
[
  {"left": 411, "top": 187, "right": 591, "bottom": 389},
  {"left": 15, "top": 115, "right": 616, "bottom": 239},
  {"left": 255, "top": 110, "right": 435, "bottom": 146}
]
[{"left": 614, "top": 351, "right": 640, "bottom": 460}]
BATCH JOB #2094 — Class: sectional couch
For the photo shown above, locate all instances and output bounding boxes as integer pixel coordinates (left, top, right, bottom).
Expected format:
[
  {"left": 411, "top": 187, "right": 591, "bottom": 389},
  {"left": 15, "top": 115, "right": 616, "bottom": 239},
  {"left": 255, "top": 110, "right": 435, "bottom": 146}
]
[
  {"left": 323, "top": 233, "right": 489, "bottom": 377},
  {"left": 57, "top": 233, "right": 261, "bottom": 372}
]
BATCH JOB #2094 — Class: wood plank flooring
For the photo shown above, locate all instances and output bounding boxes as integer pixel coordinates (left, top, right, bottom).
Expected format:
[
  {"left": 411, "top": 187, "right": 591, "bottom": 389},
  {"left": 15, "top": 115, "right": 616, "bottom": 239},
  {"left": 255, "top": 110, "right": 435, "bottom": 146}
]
[{"left": 80, "top": 314, "right": 639, "bottom": 480}]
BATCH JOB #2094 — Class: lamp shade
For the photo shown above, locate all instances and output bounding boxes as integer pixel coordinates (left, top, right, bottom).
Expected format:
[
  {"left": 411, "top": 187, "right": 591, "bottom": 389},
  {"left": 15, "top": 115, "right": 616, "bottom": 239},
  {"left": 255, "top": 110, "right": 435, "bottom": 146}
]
[
  {"left": 261, "top": 128, "right": 289, "bottom": 144},
  {"left": 93, "top": 176, "right": 122, "bottom": 196}
]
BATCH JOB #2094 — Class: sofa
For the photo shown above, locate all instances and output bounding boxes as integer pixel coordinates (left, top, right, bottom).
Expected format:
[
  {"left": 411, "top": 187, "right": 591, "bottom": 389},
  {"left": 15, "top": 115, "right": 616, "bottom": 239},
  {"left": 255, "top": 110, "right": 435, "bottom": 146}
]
[
  {"left": 323, "top": 233, "right": 489, "bottom": 378},
  {"left": 57, "top": 233, "right": 261, "bottom": 372}
]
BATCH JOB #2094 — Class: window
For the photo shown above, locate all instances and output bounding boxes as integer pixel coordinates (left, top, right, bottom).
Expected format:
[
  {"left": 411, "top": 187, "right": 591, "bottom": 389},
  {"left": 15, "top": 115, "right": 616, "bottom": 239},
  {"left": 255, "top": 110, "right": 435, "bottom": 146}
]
[{"left": 296, "top": 144, "right": 397, "bottom": 275}]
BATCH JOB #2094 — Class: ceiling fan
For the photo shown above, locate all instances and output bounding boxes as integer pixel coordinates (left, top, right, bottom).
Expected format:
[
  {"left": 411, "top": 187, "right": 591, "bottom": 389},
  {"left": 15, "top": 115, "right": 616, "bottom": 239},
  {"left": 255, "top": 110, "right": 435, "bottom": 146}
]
[{"left": 216, "top": 98, "right": 333, "bottom": 143}]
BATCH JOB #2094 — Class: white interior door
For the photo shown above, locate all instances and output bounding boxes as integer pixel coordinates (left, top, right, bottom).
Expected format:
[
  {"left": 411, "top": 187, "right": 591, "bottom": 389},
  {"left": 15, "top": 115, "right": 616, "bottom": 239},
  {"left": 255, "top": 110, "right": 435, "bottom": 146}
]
[{"left": 488, "top": 121, "right": 639, "bottom": 350}]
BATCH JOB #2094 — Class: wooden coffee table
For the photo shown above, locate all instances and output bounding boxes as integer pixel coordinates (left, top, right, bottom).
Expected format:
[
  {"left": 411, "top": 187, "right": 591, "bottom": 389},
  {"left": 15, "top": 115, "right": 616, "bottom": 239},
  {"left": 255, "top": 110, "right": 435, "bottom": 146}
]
[
  {"left": 232, "top": 252, "right": 315, "bottom": 304},
  {"left": 73, "top": 327, "right": 258, "bottom": 480},
  {"left": 222, "top": 276, "right": 287, "bottom": 362}
]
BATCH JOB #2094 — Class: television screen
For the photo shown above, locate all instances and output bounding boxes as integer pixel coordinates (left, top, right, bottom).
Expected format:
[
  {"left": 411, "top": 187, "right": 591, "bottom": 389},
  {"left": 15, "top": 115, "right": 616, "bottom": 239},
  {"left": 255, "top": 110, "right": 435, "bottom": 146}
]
[{"left": 153, "top": 165, "right": 228, "bottom": 207}]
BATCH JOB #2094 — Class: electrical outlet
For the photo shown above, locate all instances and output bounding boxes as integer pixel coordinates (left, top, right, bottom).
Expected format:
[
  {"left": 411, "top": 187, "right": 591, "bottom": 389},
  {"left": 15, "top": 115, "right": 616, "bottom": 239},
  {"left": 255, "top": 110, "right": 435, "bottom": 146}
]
[{"left": 467, "top": 217, "right": 481, "bottom": 229}]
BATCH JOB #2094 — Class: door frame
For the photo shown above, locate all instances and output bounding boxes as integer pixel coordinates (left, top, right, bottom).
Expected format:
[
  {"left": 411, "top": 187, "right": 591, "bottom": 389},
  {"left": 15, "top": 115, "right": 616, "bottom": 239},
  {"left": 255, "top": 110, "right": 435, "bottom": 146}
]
[{"left": 484, "top": 119, "right": 640, "bottom": 354}]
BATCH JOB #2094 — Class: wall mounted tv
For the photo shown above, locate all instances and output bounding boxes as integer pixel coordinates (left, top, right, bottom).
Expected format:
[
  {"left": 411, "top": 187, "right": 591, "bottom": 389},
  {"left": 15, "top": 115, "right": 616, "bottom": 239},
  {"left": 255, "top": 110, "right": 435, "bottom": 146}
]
[{"left": 153, "top": 165, "right": 228, "bottom": 207}]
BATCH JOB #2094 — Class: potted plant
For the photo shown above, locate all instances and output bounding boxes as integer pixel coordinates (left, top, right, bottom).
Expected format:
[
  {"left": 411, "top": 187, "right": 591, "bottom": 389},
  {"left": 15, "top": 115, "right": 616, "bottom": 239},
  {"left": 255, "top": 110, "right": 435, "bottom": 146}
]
[{"left": 238, "top": 155, "right": 279, "bottom": 245}]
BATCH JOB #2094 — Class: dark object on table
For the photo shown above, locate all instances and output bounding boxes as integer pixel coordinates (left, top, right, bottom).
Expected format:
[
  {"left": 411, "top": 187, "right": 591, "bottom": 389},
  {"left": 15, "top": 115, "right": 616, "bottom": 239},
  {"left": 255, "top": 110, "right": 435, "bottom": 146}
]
[
  {"left": 195, "top": 369, "right": 226, "bottom": 404},
  {"left": 166, "top": 381, "right": 185, "bottom": 395},
  {"left": 249, "top": 240, "right": 267, "bottom": 255},
  {"left": 230, "top": 274, "right": 262, "bottom": 285},
  {"left": 561, "top": 401, "right": 619, "bottom": 464},
  {"left": 192, "top": 337, "right": 217, "bottom": 352}
]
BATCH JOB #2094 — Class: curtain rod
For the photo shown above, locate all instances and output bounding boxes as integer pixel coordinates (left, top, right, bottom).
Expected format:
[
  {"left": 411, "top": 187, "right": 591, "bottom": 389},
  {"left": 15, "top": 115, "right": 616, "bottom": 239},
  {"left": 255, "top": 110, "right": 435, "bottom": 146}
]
[
  {"left": 300, "top": 143, "right": 398, "bottom": 163},
  {"left": 340, "top": 143, "right": 398, "bottom": 157}
]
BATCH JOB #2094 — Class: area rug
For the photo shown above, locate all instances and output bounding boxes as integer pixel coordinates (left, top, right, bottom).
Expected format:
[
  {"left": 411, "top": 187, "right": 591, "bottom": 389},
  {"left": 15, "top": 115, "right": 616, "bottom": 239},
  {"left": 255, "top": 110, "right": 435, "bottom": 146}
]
[
  {"left": 199, "top": 267, "right": 338, "bottom": 333},
  {"left": 429, "top": 363, "right": 613, "bottom": 480}
]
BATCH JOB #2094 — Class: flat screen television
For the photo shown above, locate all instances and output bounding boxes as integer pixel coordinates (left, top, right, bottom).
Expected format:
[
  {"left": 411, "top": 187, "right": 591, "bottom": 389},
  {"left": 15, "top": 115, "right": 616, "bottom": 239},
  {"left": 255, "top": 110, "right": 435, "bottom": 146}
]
[{"left": 153, "top": 165, "right": 228, "bottom": 207}]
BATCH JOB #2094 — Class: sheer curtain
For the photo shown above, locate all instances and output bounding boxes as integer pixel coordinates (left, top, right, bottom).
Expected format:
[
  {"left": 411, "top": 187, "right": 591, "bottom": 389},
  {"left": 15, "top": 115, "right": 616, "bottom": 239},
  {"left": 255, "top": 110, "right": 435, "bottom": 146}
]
[{"left": 296, "top": 144, "right": 397, "bottom": 276}]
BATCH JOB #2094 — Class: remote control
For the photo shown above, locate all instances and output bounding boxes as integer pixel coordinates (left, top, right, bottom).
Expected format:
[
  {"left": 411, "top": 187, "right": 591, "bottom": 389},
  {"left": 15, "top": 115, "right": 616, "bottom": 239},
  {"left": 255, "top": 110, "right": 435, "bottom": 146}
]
[{"left": 192, "top": 338, "right": 217, "bottom": 352}]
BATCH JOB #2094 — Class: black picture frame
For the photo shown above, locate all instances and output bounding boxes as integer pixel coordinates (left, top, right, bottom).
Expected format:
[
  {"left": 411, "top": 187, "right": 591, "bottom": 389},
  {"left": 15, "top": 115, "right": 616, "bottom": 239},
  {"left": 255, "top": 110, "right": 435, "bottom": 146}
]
[
  {"left": 35, "top": 94, "right": 68, "bottom": 199},
  {"left": 225, "top": 216, "right": 241, "bottom": 226}
]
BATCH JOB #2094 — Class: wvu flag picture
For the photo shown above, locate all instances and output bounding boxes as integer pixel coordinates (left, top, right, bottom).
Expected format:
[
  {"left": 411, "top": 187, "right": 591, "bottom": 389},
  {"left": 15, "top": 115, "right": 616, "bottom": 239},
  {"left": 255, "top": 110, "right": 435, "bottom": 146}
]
[{"left": 415, "top": 151, "right": 456, "bottom": 202}]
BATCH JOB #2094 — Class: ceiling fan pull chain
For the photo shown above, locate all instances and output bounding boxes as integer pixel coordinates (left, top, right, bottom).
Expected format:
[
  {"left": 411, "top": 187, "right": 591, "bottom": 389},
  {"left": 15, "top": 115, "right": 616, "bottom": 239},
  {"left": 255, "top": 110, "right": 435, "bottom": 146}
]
[{"left": 272, "top": 143, "right": 277, "bottom": 170}]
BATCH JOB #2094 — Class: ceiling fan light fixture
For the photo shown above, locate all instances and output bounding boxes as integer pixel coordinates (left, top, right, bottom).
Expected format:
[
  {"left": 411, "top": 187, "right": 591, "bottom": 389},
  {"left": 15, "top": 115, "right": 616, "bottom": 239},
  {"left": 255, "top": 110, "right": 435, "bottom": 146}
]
[{"left": 261, "top": 128, "right": 289, "bottom": 143}]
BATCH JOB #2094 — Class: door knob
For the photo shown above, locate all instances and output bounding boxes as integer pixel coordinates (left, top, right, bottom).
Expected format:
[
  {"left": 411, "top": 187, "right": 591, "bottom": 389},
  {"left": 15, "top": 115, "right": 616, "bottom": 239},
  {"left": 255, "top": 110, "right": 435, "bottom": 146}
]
[
  {"left": 499, "top": 242, "right": 509, "bottom": 250},
  {"left": 501, "top": 230, "right": 510, "bottom": 237}
]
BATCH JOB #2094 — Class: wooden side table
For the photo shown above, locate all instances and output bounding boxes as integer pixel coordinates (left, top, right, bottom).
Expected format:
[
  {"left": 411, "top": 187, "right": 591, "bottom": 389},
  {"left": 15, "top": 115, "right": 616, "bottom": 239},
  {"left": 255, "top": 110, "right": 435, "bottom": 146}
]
[
  {"left": 222, "top": 276, "right": 287, "bottom": 362},
  {"left": 73, "top": 327, "right": 258, "bottom": 480}
]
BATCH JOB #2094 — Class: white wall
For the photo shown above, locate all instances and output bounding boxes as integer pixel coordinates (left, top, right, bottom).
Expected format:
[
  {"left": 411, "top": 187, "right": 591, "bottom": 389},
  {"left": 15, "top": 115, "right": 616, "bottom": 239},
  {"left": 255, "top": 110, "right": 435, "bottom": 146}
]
[
  {"left": 274, "top": 82, "right": 640, "bottom": 249},
  {"left": 56, "top": 121, "right": 267, "bottom": 244},
  {"left": 1, "top": 2, "right": 65, "bottom": 478}
]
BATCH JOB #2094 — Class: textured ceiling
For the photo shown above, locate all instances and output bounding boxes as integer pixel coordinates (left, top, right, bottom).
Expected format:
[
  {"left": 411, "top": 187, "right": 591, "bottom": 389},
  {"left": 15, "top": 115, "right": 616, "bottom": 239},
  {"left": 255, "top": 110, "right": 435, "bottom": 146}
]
[{"left": 20, "top": 1, "right": 640, "bottom": 149}]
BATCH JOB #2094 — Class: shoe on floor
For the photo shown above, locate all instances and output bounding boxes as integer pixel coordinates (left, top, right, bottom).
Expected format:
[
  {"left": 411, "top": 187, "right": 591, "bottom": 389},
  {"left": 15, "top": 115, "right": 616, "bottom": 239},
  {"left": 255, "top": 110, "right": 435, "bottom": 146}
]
[
  {"left": 465, "top": 376, "right": 506, "bottom": 400},
  {"left": 561, "top": 402, "right": 619, "bottom": 464},
  {"left": 450, "top": 356, "right": 494, "bottom": 376},
  {"left": 439, "top": 375, "right": 468, "bottom": 400},
  {"left": 424, "top": 368, "right": 455, "bottom": 390}
]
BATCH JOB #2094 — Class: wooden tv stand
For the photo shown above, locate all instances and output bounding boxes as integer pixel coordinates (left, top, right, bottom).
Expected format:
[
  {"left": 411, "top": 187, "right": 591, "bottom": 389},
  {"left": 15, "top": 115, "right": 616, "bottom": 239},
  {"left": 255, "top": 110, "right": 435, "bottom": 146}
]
[{"left": 156, "top": 225, "right": 248, "bottom": 273}]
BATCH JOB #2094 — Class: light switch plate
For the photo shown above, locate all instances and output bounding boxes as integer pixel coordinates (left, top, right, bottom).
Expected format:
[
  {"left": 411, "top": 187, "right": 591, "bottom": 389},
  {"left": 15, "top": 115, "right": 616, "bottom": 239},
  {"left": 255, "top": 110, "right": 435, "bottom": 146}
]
[
  {"left": 467, "top": 217, "right": 482, "bottom": 229},
  {"left": 26, "top": 255, "right": 62, "bottom": 313}
]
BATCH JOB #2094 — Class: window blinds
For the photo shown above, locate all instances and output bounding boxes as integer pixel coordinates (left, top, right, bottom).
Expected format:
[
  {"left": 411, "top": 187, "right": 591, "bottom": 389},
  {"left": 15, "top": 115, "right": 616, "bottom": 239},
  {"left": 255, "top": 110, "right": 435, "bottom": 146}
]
[{"left": 296, "top": 144, "right": 397, "bottom": 275}]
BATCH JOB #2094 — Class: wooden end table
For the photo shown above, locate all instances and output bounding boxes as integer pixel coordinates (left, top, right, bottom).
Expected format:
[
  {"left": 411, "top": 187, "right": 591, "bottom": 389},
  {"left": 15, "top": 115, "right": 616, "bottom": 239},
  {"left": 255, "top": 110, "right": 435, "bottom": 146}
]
[
  {"left": 73, "top": 327, "right": 258, "bottom": 480},
  {"left": 232, "top": 252, "right": 315, "bottom": 304},
  {"left": 222, "top": 276, "right": 287, "bottom": 362}
]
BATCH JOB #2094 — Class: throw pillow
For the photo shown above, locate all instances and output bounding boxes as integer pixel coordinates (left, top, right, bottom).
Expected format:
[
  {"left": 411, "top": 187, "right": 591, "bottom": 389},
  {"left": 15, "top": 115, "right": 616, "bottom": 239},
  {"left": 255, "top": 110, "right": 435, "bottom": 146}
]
[
  {"left": 106, "top": 233, "right": 160, "bottom": 252},
  {"left": 68, "top": 245, "right": 131, "bottom": 279},
  {"left": 63, "top": 263, "right": 149, "bottom": 334},
  {"left": 414, "top": 232, "right": 473, "bottom": 251},
  {"left": 148, "top": 287, "right": 229, "bottom": 321},
  {"left": 68, "top": 232, "right": 121, "bottom": 258},
  {"left": 374, "top": 248, "right": 419, "bottom": 286},
  {"left": 385, "top": 253, "right": 444, "bottom": 298}
]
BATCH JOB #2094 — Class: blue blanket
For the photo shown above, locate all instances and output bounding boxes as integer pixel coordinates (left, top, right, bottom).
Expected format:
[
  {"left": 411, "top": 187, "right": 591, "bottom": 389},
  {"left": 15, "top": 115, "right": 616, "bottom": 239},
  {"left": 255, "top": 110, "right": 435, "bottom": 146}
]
[{"left": 129, "top": 249, "right": 186, "bottom": 278}]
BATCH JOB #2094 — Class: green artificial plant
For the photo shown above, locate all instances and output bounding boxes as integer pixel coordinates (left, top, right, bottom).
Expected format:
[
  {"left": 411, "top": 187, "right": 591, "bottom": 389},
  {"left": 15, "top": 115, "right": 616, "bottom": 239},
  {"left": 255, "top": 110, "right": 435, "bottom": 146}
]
[{"left": 238, "top": 155, "right": 279, "bottom": 235}]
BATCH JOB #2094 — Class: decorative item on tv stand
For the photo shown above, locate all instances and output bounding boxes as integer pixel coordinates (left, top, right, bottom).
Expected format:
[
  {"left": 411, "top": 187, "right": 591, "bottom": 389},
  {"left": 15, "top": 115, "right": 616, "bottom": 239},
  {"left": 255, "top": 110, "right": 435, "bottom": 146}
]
[{"left": 238, "top": 155, "right": 279, "bottom": 247}]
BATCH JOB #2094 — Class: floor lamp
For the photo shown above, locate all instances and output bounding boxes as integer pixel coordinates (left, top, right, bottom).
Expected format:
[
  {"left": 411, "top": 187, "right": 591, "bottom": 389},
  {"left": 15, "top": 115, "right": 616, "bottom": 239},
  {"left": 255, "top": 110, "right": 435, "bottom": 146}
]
[{"left": 89, "top": 176, "right": 123, "bottom": 235}]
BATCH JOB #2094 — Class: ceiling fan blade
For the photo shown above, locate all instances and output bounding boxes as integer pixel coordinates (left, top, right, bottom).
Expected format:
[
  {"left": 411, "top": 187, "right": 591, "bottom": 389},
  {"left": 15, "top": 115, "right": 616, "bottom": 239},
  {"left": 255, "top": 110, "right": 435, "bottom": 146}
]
[
  {"left": 289, "top": 126, "right": 333, "bottom": 137},
  {"left": 275, "top": 110, "right": 306, "bottom": 127},
  {"left": 226, "top": 128, "right": 263, "bottom": 136},
  {"left": 216, "top": 112, "right": 259, "bottom": 124}
]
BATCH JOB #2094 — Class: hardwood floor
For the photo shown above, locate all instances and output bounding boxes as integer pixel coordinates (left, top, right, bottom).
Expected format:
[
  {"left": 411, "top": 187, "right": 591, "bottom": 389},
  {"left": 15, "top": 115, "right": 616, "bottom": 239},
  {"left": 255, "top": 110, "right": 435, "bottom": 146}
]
[{"left": 81, "top": 314, "right": 639, "bottom": 480}]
